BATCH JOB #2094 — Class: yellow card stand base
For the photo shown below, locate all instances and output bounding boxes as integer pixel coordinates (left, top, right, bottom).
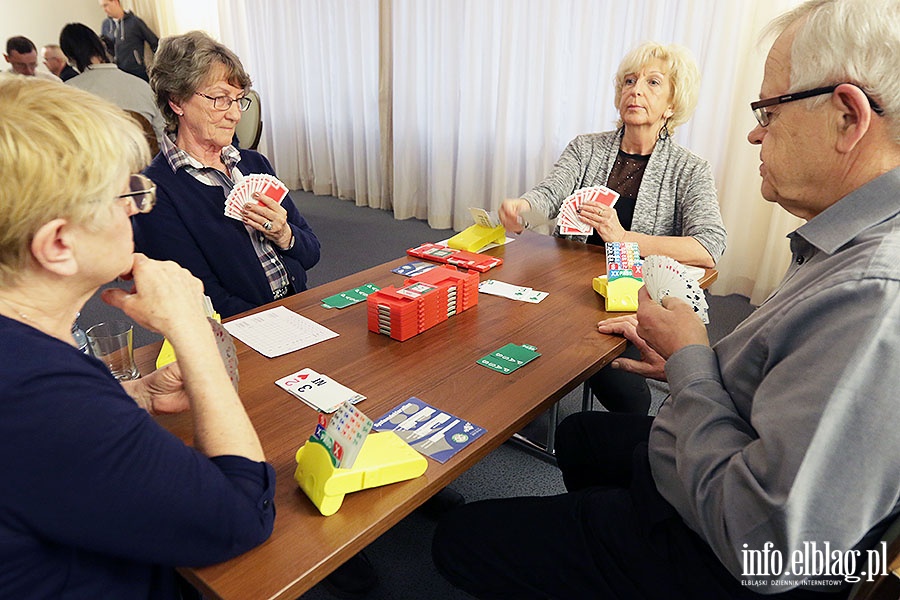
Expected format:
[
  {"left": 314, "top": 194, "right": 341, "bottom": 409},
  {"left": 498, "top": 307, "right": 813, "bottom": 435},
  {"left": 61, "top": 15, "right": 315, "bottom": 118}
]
[
  {"left": 156, "top": 338, "right": 177, "bottom": 369},
  {"left": 447, "top": 224, "right": 506, "bottom": 253},
  {"left": 156, "top": 310, "right": 222, "bottom": 369},
  {"left": 592, "top": 275, "right": 643, "bottom": 312},
  {"left": 294, "top": 431, "right": 427, "bottom": 516}
]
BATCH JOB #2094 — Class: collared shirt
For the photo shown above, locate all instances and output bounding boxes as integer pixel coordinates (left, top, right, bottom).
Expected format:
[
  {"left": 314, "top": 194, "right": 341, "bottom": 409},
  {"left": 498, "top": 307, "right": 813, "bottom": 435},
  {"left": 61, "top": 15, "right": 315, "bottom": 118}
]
[
  {"left": 160, "top": 133, "right": 291, "bottom": 298},
  {"left": 649, "top": 167, "right": 900, "bottom": 593},
  {"left": 2, "top": 68, "right": 61, "bottom": 83}
]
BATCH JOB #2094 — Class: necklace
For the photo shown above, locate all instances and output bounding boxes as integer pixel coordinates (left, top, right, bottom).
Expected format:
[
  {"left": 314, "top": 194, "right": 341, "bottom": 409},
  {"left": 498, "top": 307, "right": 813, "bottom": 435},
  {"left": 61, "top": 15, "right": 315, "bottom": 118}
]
[{"left": 0, "top": 296, "right": 33, "bottom": 324}]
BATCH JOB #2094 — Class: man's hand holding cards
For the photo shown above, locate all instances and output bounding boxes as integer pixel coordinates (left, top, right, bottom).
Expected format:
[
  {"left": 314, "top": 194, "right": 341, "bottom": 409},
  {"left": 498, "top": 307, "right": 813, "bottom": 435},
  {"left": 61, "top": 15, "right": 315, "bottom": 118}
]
[
  {"left": 225, "top": 173, "right": 289, "bottom": 220},
  {"left": 557, "top": 186, "right": 619, "bottom": 236},
  {"left": 642, "top": 255, "right": 709, "bottom": 324}
]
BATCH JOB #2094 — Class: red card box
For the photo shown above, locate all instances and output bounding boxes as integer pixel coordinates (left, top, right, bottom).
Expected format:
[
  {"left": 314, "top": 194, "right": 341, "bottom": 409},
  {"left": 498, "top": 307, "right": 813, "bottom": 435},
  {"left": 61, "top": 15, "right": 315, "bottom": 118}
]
[
  {"left": 367, "top": 266, "right": 479, "bottom": 341},
  {"left": 406, "top": 243, "right": 502, "bottom": 273}
]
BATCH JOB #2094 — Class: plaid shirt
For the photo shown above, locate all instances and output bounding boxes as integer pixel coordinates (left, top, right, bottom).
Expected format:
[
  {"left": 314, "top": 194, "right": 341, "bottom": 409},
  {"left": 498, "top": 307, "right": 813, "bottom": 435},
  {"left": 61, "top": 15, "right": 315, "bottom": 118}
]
[{"left": 160, "top": 133, "right": 291, "bottom": 298}]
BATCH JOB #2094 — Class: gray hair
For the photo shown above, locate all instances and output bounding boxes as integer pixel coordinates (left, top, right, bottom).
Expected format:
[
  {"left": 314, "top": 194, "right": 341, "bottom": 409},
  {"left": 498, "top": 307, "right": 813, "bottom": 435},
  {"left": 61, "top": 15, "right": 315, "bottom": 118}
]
[
  {"left": 149, "top": 31, "right": 252, "bottom": 133},
  {"left": 766, "top": 0, "right": 900, "bottom": 143}
]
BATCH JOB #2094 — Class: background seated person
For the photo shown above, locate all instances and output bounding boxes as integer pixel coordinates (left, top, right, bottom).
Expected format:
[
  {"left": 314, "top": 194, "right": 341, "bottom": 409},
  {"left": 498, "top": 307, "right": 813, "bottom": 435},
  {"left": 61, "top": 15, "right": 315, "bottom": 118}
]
[
  {"left": 133, "top": 31, "right": 320, "bottom": 318},
  {"left": 60, "top": 22, "right": 165, "bottom": 147},
  {"left": 41, "top": 44, "right": 78, "bottom": 81},
  {"left": 0, "top": 76, "right": 274, "bottom": 598},
  {"left": 3, "top": 35, "right": 60, "bottom": 81},
  {"left": 502, "top": 42, "right": 727, "bottom": 415}
]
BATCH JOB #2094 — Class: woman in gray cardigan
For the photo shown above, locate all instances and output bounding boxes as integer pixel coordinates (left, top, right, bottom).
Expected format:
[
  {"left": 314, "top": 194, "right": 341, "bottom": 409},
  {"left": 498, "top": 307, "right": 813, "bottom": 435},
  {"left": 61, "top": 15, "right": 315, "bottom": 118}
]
[{"left": 499, "top": 42, "right": 727, "bottom": 413}]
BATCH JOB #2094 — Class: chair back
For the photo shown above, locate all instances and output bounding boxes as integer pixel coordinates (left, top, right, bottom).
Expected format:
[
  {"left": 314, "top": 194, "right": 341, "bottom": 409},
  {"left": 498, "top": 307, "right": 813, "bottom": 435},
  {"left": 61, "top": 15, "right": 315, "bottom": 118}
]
[
  {"left": 235, "top": 89, "right": 263, "bottom": 150},
  {"left": 124, "top": 110, "right": 159, "bottom": 157}
]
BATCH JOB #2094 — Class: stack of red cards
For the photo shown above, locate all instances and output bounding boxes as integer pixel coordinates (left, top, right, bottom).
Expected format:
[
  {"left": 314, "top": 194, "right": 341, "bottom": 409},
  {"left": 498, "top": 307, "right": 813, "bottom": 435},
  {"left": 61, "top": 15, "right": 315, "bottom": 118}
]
[
  {"left": 557, "top": 186, "right": 620, "bottom": 235},
  {"left": 367, "top": 266, "right": 479, "bottom": 341},
  {"left": 224, "top": 173, "right": 289, "bottom": 220},
  {"left": 407, "top": 242, "right": 503, "bottom": 272}
]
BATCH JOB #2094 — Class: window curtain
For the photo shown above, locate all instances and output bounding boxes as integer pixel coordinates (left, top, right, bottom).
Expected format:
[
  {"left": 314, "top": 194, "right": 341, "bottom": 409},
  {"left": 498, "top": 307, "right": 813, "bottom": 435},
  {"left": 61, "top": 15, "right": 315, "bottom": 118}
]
[
  {"left": 217, "top": 0, "right": 385, "bottom": 208},
  {"left": 162, "top": 0, "right": 802, "bottom": 303},
  {"left": 388, "top": 0, "right": 803, "bottom": 303}
]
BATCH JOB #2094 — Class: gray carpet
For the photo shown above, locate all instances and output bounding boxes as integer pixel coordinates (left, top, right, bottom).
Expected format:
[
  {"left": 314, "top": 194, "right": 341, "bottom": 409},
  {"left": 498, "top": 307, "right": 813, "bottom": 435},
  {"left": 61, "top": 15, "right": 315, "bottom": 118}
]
[{"left": 78, "top": 191, "right": 755, "bottom": 599}]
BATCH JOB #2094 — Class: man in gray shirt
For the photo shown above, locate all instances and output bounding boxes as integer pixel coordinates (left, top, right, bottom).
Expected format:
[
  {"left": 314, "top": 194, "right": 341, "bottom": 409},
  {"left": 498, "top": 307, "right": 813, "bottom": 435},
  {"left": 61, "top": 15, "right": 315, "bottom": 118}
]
[{"left": 433, "top": 0, "right": 900, "bottom": 597}]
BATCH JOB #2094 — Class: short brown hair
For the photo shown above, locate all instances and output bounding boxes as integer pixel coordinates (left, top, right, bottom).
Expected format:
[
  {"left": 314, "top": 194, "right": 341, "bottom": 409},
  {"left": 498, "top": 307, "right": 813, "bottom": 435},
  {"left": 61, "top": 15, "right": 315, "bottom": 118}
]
[{"left": 150, "top": 31, "right": 252, "bottom": 133}]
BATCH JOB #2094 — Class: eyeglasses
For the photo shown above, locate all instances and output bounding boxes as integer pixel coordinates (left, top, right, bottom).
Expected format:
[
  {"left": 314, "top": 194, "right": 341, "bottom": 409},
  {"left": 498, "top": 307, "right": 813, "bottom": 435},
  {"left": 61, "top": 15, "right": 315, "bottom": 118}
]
[
  {"left": 195, "top": 92, "right": 252, "bottom": 112},
  {"left": 117, "top": 174, "right": 156, "bottom": 213},
  {"left": 751, "top": 83, "right": 884, "bottom": 127}
]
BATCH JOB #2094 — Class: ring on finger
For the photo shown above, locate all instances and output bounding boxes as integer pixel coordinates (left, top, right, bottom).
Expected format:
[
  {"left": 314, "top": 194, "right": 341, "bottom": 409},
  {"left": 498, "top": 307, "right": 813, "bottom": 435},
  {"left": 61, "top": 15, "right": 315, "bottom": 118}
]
[{"left": 263, "top": 220, "right": 273, "bottom": 231}]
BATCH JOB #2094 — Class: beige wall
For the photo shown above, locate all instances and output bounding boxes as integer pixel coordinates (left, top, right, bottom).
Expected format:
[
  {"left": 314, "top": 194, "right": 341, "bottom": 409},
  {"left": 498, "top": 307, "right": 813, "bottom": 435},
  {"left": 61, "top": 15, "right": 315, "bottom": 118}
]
[{"left": 1, "top": 0, "right": 105, "bottom": 75}]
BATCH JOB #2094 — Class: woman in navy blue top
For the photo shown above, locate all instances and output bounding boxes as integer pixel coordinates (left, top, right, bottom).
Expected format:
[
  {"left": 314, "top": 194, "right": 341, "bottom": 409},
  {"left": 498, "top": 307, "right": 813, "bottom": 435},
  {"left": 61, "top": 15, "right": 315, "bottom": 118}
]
[
  {"left": 133, "top": 31, "right": 320, "bottom": 318},
  {"left": 0, "top": 77, "right": 274, "bottom": 598}
]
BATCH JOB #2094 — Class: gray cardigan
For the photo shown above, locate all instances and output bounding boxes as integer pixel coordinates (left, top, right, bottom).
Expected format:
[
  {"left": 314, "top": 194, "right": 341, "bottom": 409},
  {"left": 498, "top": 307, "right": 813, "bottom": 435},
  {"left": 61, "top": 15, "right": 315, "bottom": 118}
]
[{"left": 521, "top": 129, "right": 727, "bottom": 263}]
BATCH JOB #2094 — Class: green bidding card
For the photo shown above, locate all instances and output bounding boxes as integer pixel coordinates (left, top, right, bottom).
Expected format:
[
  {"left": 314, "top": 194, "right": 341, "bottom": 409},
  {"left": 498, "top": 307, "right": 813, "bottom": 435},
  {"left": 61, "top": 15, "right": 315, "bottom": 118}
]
[
  {"left": 477, "top": 343, "right": 541, "bottom": 374},
  {"left": 322, "top": 283, "right": 381, "bottom": 309}
]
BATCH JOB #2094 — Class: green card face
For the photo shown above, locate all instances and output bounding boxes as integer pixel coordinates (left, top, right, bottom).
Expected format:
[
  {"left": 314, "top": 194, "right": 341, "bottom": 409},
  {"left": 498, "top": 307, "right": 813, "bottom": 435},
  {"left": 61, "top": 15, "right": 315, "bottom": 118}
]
[
  {"left": 477, "top": 343, "right": 541, "bottom": 374},
  {"left": 321, "top": 284, "right": 381, "bottom": 309}
]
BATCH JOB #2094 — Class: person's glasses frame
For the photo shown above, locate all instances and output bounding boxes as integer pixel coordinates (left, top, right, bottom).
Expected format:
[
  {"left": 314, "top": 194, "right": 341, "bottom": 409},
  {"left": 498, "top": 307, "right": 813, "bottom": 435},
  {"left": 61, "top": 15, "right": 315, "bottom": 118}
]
[
  {"left": 117, "top": 174, "right": 156, "bottom": 213},
  {"left": 750, "top": 83, "right": 884, "bottom": 127},
  {"left": 195, "top": 92, "right": 252, "bottom": 112}
]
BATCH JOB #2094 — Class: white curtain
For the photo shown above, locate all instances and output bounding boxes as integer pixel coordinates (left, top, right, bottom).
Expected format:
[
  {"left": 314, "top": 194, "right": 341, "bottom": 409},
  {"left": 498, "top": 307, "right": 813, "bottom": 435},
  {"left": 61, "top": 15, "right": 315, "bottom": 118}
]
[
  {"left": 157, "top": 0, "right": 805, "bottom": 302},
  {"left": 390, "top": 0, "right": 803, "bottom": 302},
  {"left": 216, "top": 0, "right": 384, "bottom": 208}
]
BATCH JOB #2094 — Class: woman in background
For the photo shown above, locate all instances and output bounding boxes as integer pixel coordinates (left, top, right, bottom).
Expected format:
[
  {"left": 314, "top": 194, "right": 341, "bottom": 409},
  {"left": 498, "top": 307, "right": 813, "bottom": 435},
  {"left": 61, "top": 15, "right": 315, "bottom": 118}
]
[
  {"left": 499, "top": 42, "right": 727, "bottom": 414},
  {"left": 60, "top": 22, "right": 166, "bottom": 147},
  {"left": 133, "top": 31, "right": 320, "bottom": 318},
  {"left": 0, "top": 77, "right": 273, "bottom": 598}
]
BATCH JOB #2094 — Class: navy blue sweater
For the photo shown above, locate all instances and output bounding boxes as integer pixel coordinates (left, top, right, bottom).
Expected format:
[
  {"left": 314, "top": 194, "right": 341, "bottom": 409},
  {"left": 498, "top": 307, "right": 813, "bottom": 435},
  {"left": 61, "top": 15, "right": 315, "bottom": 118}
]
[
  {"left": 0, "top": 315, "right": 275, "bottom": 598},
  {"left": 135, "top": 151, "right": 320, "bottom": 318}
]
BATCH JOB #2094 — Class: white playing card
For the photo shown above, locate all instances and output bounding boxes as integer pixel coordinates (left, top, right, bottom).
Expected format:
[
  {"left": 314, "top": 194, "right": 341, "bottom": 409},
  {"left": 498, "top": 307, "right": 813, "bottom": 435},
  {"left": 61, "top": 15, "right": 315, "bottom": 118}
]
[
  {"left": 478, "top": 280, "right": 549, "bottom": 303},
  {"left": 642, "top": 255, "right": 709, "bottom": 324},
  {"left": 468, "top": 207, "right": 501, "bottom": 228},
  {"left": 275, "top": 368, "right": 366, "bottom": 413}
]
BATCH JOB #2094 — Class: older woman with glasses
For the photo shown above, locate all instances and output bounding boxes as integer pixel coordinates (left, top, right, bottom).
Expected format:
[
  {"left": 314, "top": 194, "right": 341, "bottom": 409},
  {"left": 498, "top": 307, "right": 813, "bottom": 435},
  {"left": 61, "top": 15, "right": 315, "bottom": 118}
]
[
  {"left": 133, "top": 31, "right": 320, "bottom": 318},
  {"left": 499, "top": 42, "right": 727, "bottom": 415},
  {"left": 0, "top": 77, "right": 274, "bottom": 598}
]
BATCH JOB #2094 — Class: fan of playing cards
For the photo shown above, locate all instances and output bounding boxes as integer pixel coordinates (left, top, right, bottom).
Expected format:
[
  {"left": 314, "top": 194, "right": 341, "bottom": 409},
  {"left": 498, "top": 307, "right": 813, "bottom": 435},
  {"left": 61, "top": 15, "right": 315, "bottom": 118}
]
[
  {"left": 224, "top": 173, "right": 289, "bottom": 220},
  {"left": 642, "top": 255, "right": 709, "bottom": 324},
  {"left": 557, "top": 186, "right": 620, "bottom": 236}
]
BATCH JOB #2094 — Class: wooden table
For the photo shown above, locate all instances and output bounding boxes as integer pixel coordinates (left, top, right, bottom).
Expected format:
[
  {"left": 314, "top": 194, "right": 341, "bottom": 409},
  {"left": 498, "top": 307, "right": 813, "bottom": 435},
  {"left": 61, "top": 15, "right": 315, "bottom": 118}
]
[{"left": 141, "top": 232, "right": 716, "bottom": 599}]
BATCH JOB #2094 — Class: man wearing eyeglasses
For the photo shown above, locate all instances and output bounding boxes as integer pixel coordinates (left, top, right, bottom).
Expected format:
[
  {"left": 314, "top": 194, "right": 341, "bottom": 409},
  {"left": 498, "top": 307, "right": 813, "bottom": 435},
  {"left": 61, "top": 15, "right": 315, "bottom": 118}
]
[
  {"left": 3, "top": 36, "right": 60, "bottom": 81},
  {"left": 434, "top": 0, "right": 900, "bottom": 597}
]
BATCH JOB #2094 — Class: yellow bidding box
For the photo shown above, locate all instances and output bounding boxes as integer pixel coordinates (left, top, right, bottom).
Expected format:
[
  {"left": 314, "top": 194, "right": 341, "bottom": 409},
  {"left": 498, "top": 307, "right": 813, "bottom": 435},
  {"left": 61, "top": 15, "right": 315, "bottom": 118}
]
[
  {"left": 294, "top": 431, "right": 427, "bottom": 516},
  {"left": 593, "top": 274, "right": 643, "bottom": 312},
  {"left": 156, "top": 309, "right": 222, "bottom": 369},
  {"left": 446, "top": 223, "right": 506, "bottom": 253}
]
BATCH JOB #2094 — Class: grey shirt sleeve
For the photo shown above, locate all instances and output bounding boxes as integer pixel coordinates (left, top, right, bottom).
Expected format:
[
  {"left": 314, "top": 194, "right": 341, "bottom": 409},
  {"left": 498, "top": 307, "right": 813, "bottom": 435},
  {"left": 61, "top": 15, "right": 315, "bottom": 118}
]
[{"left": 650, "top": 278, "right": 900, "bottom": 592}]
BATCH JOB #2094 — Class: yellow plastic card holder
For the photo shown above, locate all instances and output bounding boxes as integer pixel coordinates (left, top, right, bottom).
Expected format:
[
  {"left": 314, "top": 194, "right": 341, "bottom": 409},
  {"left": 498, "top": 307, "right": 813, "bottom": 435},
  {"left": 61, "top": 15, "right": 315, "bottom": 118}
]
[
  {"left": 294, "top": 431, "right": 427, "bottom": 516},
  {"left": 592, "top": 275, "right": 643, "bottom": 312},
  {"left": 447, "top": 223, "right": 506, "bottom": 253}
]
